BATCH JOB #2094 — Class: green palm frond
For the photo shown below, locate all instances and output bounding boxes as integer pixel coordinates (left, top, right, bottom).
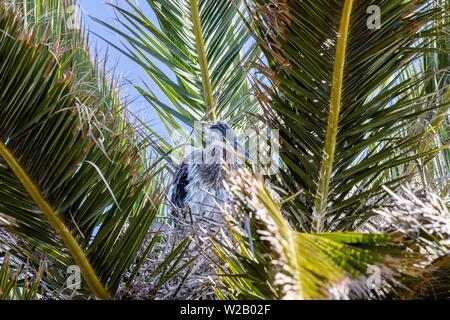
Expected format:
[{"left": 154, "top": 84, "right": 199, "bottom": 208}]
[
  {"left": 93, "top": 0, "right": 260, "bottom": 144},
  {"left": 370, "top": 186, "right": 450, "bottom": 299},
  {"left": 0, "top": 252, "right": 43, "bottom": 300},
  {"left": 0, "top": 2, "right": 190, "bottom": 299},
  {"left": 214, "top": 169, "right": 409, "bottom": 300},
  {"left": 251, "top": 0, "right": 450, "bottom": 232}
]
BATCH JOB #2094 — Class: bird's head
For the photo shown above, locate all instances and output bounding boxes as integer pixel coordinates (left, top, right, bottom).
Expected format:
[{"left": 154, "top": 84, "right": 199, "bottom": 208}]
[{"left": 207, "top": 121, "right": 251, "bottom": 161}]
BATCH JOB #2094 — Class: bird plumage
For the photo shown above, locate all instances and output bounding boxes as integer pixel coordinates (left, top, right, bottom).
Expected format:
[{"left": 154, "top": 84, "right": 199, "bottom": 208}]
[{"left": 169, "top": 122, "right": 246, "bottom": 231}]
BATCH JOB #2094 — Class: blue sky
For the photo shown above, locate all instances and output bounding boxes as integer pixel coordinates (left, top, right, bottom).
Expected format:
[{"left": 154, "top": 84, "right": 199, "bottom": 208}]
[{"left": 78, "top": 0, "right": 168, "bottom": 137}]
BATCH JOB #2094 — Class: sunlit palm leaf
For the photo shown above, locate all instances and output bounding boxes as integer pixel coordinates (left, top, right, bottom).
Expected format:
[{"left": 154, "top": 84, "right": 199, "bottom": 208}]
[{"left": 252, "top": 0, "right": 450, "bottom": 232}]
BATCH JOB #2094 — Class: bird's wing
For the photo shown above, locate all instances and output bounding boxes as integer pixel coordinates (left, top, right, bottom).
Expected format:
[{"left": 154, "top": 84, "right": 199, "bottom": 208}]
[{"left": 170, "top": 163, "right": 189, "bottom": 212}]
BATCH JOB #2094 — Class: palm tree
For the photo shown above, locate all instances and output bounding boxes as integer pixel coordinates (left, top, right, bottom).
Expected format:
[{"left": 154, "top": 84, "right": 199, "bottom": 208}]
[
  {"left": 0, "top": 0, "right": 190, "bottom": 299},
  {"left": 0, "top": 0, "right": 449, "bottom": 300}
]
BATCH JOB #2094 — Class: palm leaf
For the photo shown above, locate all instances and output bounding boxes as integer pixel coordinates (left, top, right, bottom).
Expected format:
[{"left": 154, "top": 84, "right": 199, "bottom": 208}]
[
  {"left": 214, "top": 169, "right": 409, "bottom": 299},
  {"left": 401, "top": 255, "right": 450, "bottom": 299},
  {"left": 92, "top": 0, "right": 259, "bottom": 144},
  {"left": 251, "top": 0, "right": 450, "bottom": 231},
  {"left": 0, "top": 252, "right": 43, "bottom": 300}
]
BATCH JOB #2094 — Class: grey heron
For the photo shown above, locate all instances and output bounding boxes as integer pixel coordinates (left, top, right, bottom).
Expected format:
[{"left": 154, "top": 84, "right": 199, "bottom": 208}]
[{"left": 169, "top": 121, "right": 250, "bottom": 232}]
